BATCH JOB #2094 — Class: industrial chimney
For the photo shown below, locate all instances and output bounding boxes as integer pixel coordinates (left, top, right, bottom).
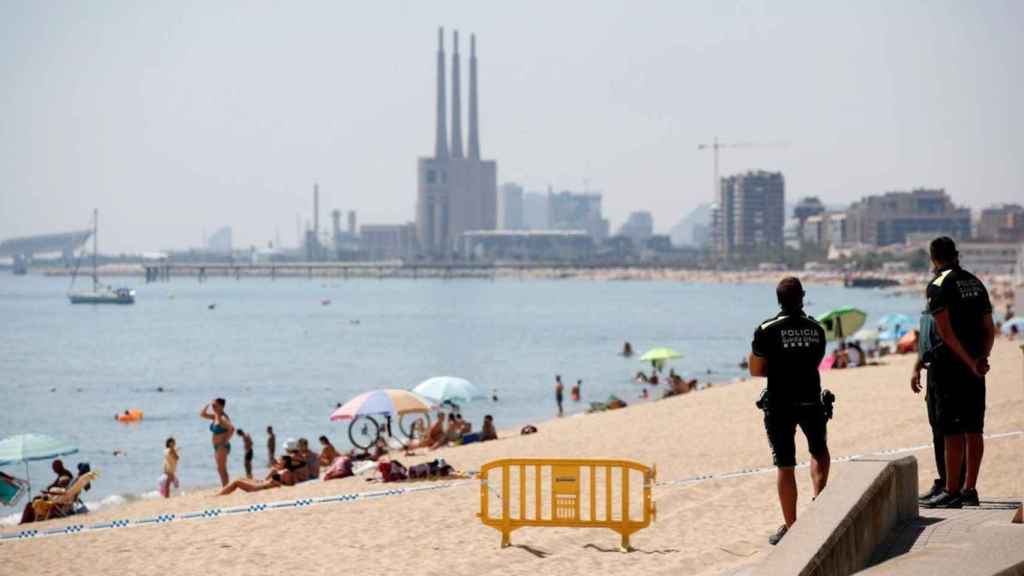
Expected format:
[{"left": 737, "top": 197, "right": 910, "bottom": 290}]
[
  {"left": 468, "top": 34, "right": 480, "bottom": 160},
  {"left": 450, "top": 30, "right": 463, "bottom": 158},
  {"left": 434, "top": 27, "right": 448, "bottom": 159}
]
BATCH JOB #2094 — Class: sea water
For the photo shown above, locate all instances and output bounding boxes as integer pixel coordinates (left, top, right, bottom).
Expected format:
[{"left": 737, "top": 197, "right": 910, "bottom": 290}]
[{"left": 0, "top": 273, "right": 922, "bottom": 519}]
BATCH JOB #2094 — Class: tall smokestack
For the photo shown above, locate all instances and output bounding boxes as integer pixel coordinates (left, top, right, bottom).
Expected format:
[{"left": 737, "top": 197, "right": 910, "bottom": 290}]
[
  {"left": 313, "top": 182, "right": 320, "bottom": 235},
  {"left": 434, "top": 27, "right": 448, "bottom": 159},
  {"left": 450, "top": 30, "right": 463, "bottom": 158},
  {"left": 468, "top": 34, "right": 480, "bottom": 160}
]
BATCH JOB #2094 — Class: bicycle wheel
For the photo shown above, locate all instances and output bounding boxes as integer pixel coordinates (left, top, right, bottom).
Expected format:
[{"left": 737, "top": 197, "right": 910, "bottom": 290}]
[
  {"left": 348, "top": 415, "right": 380, "bottom": 450},
  {"left": 399, "top": 412, "right": 430, "bottom": 441}
]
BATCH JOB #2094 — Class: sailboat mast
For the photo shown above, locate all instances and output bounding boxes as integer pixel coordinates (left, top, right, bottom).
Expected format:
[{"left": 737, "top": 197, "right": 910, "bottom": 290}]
[{"left": 92, "top": 209, "right": 98, "bottom": 289}]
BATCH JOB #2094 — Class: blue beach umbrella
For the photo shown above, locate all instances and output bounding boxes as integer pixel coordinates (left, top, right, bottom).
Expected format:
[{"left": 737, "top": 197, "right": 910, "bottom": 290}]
[
  {"left": 412, "top": 376, "right": 483, "bottom": 405},
  {"left": 877, "top": 313, "right": 914, "bottom": 338},
  {"left": 0, "top": 433, "right": 79, "bottom": 494},
  {"left": 1002, "top": 318, "right": 1024, "bottom": 335}
]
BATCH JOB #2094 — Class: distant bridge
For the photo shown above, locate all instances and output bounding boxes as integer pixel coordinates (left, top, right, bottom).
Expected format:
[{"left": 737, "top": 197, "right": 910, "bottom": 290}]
[
  {"left": 0, "top": 230, "right": 93, "bottom": 258},
  {"left": 0, "top": 230, "right": 93, "bottom": 273}
]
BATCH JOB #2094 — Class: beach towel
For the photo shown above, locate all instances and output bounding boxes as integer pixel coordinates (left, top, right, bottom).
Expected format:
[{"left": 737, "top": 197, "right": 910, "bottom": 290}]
[
  {"left": 819, "top": 353, "right": 835, "bottom": 372},
  {"left": 0, "top": 473, "right": 28, "bottom": 506}
]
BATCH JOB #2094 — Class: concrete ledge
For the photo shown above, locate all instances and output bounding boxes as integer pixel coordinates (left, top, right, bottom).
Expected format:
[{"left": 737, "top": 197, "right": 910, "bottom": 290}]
[{"left": 738, "top": 455, "right": 918, "bottom": 576}]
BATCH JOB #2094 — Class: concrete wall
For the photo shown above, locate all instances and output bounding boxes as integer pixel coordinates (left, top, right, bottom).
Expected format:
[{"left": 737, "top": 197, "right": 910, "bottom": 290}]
[{"left": 739, "top": 455, "right": 918, "bottom": 576}]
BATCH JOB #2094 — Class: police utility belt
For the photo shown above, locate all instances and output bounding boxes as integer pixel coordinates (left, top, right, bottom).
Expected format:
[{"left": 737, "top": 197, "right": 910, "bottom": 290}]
[{"left": 756, "top": 388, "right": 836, "bottom": 420}]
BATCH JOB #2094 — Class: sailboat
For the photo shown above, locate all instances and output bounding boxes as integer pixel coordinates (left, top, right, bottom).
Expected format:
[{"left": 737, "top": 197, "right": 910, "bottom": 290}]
[{"left": 68, "top": 209, "right": 135, "bottom": 305}]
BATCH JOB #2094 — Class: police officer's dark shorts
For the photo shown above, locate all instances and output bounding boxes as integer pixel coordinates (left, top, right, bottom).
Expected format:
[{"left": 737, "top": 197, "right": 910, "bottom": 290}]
[
  {"left": 933, "top": 360, "right": 986, "bottom": 435},
  {"left": 764, "top": 403, "right": 828, "bottom": 468}
]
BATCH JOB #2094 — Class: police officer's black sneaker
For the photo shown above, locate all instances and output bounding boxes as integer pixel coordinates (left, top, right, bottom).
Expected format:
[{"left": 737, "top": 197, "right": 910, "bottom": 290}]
[
  {"left": 768, "top": 524, "right": 788, "bottom": 545},
  {"left": 918, "top": 480, "right": 944, "bottom": 502},
  {"left": 922, "top": 490, "right": 963, "bottom": 509},
  {"left": 961, "top": 488, "right": 980, "bottom": 507}
]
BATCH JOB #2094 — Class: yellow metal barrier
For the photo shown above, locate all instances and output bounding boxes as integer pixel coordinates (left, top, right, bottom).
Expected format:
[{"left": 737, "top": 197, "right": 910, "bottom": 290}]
[{"left": 478, "top": 458, "right": 656, "bottom": 551}]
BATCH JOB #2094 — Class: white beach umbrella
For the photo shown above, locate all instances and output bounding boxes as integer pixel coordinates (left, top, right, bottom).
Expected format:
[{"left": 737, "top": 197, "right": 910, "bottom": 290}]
[{"left": 412, "top": 376, "right": 483, "bottom": 405}]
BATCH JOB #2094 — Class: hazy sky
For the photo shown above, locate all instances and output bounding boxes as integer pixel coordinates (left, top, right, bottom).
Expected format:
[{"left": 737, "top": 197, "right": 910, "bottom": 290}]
[{"left": 1, "top": 0, "right": 1021, "bottom": 253}]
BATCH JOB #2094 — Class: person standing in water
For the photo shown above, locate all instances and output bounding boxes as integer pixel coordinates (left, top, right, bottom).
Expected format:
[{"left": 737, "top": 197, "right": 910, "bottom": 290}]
[
  {"left": 266, "top": 425, "right": 276, "bottom": 467},
  {"left": 237, "top": 429, "right": 254, "bottom": 479},
  {"left": 555, "top": 375, "right": 565, "bottom": 417},
  {"left": 159, "top": 437, "right": 180, "bottom": 498},
  {"left": 199, "top": 398, "right": 234, "bottom": 487}
]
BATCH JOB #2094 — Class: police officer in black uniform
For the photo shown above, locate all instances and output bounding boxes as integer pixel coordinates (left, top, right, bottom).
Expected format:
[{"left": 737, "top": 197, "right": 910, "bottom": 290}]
[
  {"left": 911, "top": 309, "right": 965, "bottom": 502},
  {"left": 921, "top": 237, "right": 996, "bottom": 509},
  {"left": 749, "top": 277, "right": 829, "bottom": 545}
]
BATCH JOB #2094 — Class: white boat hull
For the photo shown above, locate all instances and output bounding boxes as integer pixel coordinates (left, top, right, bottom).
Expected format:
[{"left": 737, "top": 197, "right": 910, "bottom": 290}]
[{"left": 68, "top": 289, "right": 135, "bottom": 305}]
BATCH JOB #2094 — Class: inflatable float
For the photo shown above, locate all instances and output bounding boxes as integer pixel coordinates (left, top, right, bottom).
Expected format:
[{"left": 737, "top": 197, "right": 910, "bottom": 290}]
[{"left": 116, "top": 409, "right": 144, "bottom": 422}]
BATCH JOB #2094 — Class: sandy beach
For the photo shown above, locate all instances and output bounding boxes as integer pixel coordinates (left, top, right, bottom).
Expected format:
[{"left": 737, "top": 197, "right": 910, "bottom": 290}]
[{"left": 4, "top": 340, "right": 1022, "bottom": 576}]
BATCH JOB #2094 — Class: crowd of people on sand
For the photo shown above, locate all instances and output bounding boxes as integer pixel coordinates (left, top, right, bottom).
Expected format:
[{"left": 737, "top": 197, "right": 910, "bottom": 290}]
[{"left": 195, "top": 398, "right": 499, "bottom": 497}]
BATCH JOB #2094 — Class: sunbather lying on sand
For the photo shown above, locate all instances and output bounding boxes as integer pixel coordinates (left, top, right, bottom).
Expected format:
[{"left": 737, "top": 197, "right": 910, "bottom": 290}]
[{"left": 219, "top": 455, "right": 302, "bottom": 495}]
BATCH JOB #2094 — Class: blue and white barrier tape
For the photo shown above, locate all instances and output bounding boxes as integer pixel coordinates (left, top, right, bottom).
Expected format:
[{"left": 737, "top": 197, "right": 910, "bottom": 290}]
[
  {"left": 6, "top": 430, "right": 1021, "bottom": 543},
  {"left": 0, "top": 480, "right": 474, "bottom": 544},
  {"left": 652, "top": 429, "right": 1022, "bottom": 488}
]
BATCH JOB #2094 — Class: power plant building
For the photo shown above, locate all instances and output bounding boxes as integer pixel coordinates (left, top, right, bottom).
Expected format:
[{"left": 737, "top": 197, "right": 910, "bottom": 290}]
[{"left": 416, "top": 29, "right": 498, "bottom": 256}]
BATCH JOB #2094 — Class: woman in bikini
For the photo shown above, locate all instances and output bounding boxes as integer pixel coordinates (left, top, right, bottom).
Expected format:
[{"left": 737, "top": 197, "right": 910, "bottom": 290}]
[{"left": 200, "top": 398, "right": 234, "bottom": 487}]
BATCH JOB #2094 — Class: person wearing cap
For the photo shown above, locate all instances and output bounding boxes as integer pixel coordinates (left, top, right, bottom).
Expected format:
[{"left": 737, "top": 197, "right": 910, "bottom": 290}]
[
  {"left": 280, "top": 439, "right": 309, "bottom": 482},
  {"left": 921, "top": 237, "right": 995, "bottom": 509},
  {"left": 749, "top": 277, "right": 829, "bottom": 546}
]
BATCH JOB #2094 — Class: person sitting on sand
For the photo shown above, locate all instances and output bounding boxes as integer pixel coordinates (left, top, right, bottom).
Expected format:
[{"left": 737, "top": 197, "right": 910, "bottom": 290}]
[
  {"left": 481, "top": 415, "right": 497, "bottom": 442},
  {"left": 280, "top": 440, "right": 310, "bottom": 483},
  {"left": 430, "top": 414, "right": 462, "bottom": 450},
  {"left": 318, "top": 436, "right": 340, "bottom": 468},
  {"left": 648, "top": 371, "right": 659, "bottom": 385},
  {"left": 407, "top": 412, "right": 446, "bottom": 450},
  {"left": 219, "top": 456, "right": 299, "bottom": 495},
  {"left": 297, "top": 438, "right": 320, "bottom": 480}
]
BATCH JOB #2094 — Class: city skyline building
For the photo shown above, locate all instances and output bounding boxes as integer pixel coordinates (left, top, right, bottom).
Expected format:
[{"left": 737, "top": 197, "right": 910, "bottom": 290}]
[
  {"left": 207, "top": 226, "right": 232, "bottom": 254},
  {"left": 713, "top": 170, "right": 785, "bottom": 259},
  {"left": 416, "top": 28, "right": 498, "bottom": 256},
  {"left": 547, "top": 190, "right": 610, "bottom": 241},
  {"left": 844, "top": 188, "right": 970, "bottom": 246},
  {"left": 976, "top": 203, "right": 1024, "bottom": 243},
  {"left": 499, "top": 182, "right": 524, "bottom": 230},
  {"left": 522, "top": 191, "right": 548, "bottom": 230},
  {"left": 618, "top": 211, "right": 654, "bottom": 244}
]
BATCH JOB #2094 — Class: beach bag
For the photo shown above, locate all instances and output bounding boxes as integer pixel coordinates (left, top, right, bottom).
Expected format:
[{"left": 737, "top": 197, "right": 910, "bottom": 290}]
[{"left": 430, "top": 458, "right": 453, "bottom": 477}]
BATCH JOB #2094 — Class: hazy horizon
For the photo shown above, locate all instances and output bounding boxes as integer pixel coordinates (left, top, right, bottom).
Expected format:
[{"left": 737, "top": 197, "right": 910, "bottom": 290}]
[{"left": 1, "top": 1, "right": 1021, "bottom": 253}]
